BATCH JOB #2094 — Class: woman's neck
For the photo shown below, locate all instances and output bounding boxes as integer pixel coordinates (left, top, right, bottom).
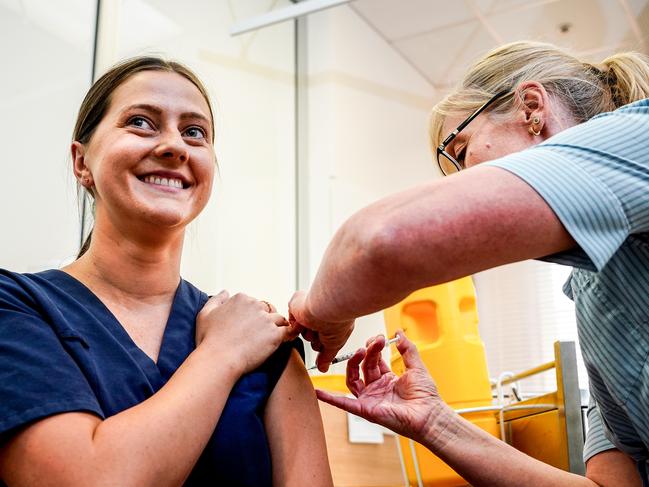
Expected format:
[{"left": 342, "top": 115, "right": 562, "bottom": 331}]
[{"left": 63, "top": 223, "right": 184, "bottom": 301}]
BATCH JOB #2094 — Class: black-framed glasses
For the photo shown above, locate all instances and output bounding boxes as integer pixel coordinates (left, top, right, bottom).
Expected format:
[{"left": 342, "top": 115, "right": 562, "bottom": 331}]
[{"left": 436, "top": 90, "right": 509, "bottom": 176}]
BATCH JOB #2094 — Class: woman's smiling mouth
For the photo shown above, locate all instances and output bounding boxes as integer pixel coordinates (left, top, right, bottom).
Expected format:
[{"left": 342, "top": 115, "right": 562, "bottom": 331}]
[{"left": 138, "top": 174, "right": 189, "bottom": 190}]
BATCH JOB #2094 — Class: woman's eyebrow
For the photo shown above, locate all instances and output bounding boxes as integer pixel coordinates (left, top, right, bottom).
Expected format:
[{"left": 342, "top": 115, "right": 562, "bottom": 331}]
[
  {"left": 120, "top": 104, "right": 209, "bottom": 124},
  {"left": 121, "top": 103, "right": 162, "bottom": 115},
  {"left": 179, "top": 111, "right": 210, "bottom": 124}
]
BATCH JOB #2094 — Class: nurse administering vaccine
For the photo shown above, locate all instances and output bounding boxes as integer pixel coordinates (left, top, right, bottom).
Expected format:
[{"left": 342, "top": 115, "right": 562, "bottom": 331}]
[{"left": 291, "top": 41, "right": 649, "bottom": 486}]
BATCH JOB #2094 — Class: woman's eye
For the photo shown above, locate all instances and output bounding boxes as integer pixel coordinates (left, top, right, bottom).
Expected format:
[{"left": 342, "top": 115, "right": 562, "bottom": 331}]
[
  {"left": 183, "top": 126, "right": 207, "bottom": 139},
  {"left": 128, "top": 116, "right": 153, "bottom": 130}
]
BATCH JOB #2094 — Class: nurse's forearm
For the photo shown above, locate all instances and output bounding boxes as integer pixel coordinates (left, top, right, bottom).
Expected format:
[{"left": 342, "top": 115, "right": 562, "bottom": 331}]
[{"left": 424, "top": 410, "right": 600, "bottom": 487}]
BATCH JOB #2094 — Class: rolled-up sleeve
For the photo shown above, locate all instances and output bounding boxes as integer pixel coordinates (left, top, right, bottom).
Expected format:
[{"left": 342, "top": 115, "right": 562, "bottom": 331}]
[{"left": 583, "top": 398, "right": 617, "bottom": 462}]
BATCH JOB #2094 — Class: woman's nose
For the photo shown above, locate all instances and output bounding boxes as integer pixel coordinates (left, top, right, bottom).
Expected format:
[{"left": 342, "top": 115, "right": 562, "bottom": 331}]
[{"left": 153, "top": 131, "right": 189, "bottom": 163}]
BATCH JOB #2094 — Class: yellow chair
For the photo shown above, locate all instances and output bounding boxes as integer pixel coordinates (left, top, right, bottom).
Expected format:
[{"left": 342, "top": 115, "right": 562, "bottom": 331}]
[
  {"left": 495, "top": 341, "right": 585, "bottom": 475},
  {"left": 385, "top": 277, "right": 498, "bottom": 486}
]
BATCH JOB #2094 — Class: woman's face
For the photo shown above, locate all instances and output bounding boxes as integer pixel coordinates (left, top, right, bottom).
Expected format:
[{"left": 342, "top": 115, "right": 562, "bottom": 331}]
[{"left": 74, "top": 70, "right": 215, "bottom": 234}]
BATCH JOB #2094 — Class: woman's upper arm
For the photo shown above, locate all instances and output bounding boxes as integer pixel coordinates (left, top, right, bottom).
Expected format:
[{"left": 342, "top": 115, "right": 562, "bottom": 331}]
[
  {"left": 264, "top": 349, "right": 333, "bottom": 487},
  {"left": 0, "top": 412, "right": 101, "bottom": 486}
]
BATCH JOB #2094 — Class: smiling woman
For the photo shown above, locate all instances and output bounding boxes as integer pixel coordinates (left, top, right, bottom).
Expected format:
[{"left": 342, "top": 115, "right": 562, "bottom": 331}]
[
  {"left": 0, "top": 57, "right": 332, "bottom": 487},
  {"left": 72, "top": 58, "right": 216, "bottom": 257}
]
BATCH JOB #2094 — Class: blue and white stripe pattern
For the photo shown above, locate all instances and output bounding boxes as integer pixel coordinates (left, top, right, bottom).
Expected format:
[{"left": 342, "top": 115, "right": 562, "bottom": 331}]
[
  {"left": 584, "top": 397, "right": 617, "bottom": 461},
  {"left": 486, "top": 98, "right": 649, "bottom": 480}
]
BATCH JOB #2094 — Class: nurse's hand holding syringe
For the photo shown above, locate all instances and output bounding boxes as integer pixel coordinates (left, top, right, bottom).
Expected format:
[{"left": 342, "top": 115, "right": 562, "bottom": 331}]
[{"left": 307, "top": 336, "right": 399, "bottom": 371}]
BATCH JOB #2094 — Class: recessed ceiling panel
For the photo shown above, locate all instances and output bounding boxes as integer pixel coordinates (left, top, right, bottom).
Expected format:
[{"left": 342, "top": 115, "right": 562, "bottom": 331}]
[
  {"left": 488, "top": 0, "right": 637, "bottom": 55},
  {"left": 353, "top": 0, "right": 481, "bottom": 41},
  {"left": 355, "top": 0, "right": 649, "bottom": 90},
  {"left": 394, "top": 20, "right": 498, "bottom": 88}
]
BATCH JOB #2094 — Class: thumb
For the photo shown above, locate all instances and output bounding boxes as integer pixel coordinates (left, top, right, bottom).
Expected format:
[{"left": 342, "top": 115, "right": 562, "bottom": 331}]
[
  {"left": 395, "top": 330, "right": 427, "bottom": 372},
  {"left": 316, "top": 348, "right": 338, "bottom": 373}
]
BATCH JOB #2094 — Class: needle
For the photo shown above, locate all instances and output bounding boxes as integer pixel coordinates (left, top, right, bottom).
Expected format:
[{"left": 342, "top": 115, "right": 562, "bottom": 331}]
[{"left": 307, "top": 336, "right": 399, "bottom": 371}]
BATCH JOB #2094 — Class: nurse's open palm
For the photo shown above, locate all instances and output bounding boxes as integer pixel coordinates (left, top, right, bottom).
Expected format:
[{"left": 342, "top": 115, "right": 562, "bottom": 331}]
[
  {"left": 196, "top": 291, "right": 293, "bottom": 374},
  {"left": 316, "top": 332, "right": 444, "bottom": 443}
]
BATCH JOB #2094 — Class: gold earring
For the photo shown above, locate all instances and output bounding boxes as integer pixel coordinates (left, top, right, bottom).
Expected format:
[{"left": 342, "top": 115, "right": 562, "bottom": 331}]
[{"left": 529, "top": 116, "right": 541, "bottom": 136}]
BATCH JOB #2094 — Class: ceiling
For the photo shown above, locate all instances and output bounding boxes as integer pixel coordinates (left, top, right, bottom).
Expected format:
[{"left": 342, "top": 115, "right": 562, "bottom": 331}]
[
  {"left": 349, "top": 0, "right": 649, "bottom": 90},
  {"left": 4, "top": 0, "right": 648, "bottom": 94}
]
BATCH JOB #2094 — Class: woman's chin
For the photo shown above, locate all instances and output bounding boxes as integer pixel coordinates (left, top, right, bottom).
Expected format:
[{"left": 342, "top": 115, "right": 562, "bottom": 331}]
[{"left": 135, "top": 205, "right": 194, "bottom": 230}]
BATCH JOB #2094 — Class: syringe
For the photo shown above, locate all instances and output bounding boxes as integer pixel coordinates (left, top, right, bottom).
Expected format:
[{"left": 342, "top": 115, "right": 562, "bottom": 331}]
[{"left": 307, "top": 336, "right": 400, "bottom": 371}]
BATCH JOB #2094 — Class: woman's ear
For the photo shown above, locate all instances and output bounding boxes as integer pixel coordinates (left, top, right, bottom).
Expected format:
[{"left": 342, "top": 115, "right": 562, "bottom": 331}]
[
  {"left": 514, "top": 81, "right": 550, "bottom": 136},
  {"left": 71, "top": 141, "right": 93, "bottom": 189}
]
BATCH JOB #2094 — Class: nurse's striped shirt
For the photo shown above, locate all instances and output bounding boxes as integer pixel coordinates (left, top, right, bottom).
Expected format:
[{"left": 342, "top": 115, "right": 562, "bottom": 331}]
[{"left": 485, "top": 98, "right": 649, "bottom": 482}]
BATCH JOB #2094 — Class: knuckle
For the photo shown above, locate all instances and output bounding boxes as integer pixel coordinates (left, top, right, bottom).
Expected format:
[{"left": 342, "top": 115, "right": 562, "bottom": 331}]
[{"left": 233, "top": 292, "right": 248, "bottom": 302}]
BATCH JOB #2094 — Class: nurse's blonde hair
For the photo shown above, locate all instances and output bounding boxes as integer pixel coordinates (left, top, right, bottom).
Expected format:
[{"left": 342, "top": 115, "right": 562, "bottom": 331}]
[{"left": 430, "top": 41, "right": 649, "bottom": 152}]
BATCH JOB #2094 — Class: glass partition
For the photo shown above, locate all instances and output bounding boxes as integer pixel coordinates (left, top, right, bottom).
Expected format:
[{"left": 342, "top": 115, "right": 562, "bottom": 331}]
[
  {"left": 1, "top": 0, "right": 298, "bottom": 310},
  {"left": 107, "top": 0, "right": 297, "bottom": 307},
  {"left": 0, "top": 0, "right": 97, "bottom": 271}
]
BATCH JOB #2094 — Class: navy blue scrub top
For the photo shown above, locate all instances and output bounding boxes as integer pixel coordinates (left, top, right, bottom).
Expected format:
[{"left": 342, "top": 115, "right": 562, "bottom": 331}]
[{"left": 0, "top": 269, "right": 303, "bottom": 486}]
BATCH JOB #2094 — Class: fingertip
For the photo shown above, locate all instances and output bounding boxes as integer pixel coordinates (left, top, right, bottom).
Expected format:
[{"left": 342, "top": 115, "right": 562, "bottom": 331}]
[
  {"left": 282, "top": 325, "right": 299, "bottom": 342},
  {"left": 395, "top": 330, "right": 411, "bottom": 351},
  {"left": 287, "top": 323, "right": 302, "bottom": 340},
  {"left": 315, "top": 388, "right": 330, "bottom": 401},
  {"left": 357, "top": 345, "right": 369, "bottom": 359},
  {"left": 370, "top": 335, "right": 386, "bottom": 350},
  {"left": 348, "top": 347, "right": 366, "bottom": 366},
  {"left": 316, "top": 354, "right": 332, "bottom": 373}
]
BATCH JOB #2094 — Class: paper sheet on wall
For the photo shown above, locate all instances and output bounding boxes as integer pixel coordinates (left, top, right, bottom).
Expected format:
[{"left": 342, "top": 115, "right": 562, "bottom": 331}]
[{"left": 347, "top": 410, "right": 384, "bottom": 444}]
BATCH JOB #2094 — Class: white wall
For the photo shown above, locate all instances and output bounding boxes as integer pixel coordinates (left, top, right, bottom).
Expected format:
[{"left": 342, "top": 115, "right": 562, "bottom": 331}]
[
  {"left": 0, "top": 1, "right": 298, "bottom": 313},
  {"left": 0, "top": 0, "right": 96, "bottom": 272},
  {"left": 302, "top": 5, "right": 582, "bottom": 389},
  {"left": 302, "top": 5, "right": 438, "bottom": 369},
  {"left": 103, "top": 0, "right": 298, "bottom": 310}
]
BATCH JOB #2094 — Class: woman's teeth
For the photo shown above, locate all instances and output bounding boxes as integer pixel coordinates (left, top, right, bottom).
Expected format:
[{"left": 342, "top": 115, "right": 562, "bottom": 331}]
[{"left": 143, "top": 175, "right": 184, "bottom": 189}]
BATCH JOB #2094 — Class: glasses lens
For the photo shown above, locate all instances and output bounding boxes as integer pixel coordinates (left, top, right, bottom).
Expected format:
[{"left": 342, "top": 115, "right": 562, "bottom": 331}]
[{"left": 438, "top": 151, "right": 460, "bottom": 176}]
